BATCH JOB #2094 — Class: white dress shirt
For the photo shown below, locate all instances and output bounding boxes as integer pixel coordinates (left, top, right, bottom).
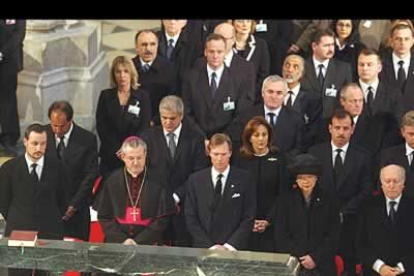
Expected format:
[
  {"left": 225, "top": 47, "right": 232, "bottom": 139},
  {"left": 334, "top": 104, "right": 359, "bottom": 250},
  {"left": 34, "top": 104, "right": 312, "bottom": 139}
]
[
  {"left": 313, "top": 57, "right": 330, "bottom": 78},
  {"left": 207, "top": 64, "right": 225, "bottom": 88},
  {"left": 25, "top": 154, "right": 45, "bottom": 180},
  {"left": 405, "top": 143, "right": 414, "bottom": 165},
  {"left": 163, "top": 123, "right": 182, "bottom": 203},
  {"left": 331, "top": 142, "right": 349, "bottom": 166},
  {"left": 165, "top": 33, "right": 180, "bottom": 48},
  {"left": 359, "top": 79, "right": 379, "bottom": 102},
  {"left": 55, "top": 122, "right": 74, "bottom": 148},
  {"left": 284, "top": 84, "right": 301, "bottom": 106},
  {"left": 224, "top": 50, "right": 234, "bottom": 68},
  {"left": 392, "top": 52, "right": 411, "bottom": 80},
  {"left": 263, "top": 105, "right": 282, "bottom": 125}
]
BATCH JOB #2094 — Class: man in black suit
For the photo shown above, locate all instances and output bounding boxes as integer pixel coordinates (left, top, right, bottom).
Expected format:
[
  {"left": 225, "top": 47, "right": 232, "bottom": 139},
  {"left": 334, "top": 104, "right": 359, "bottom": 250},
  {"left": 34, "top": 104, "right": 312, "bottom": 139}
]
[
  {"left": 0, "top": 123, "right": 69, "bottom": 276},
  {"left": 141, "top": 95, "right": 209, "bottom": 246},
  {"left": 157, "top": 20, "right": 200, "bottom": 96},
  {"left": 357, "top": 164, "right": 414, "bottom": 276},
  {"left": 230, "top": 75, "right": 306, "bottom": 156},
  {"left": 0, "top": 19, "right": 26, "bottom": 156},
  {"left": 282, "top": 54, "right": 322, "bottom": 149},
  {"left": 308, "top": 108, "right": 374, "bottom": 276},
  {"left": 182, "top": 33, "right": 251, "bottom": 139},
  {"left": 46, "top": 101, "right": 99, "bottom": 241},
  {"left": 185, "top": 133, "right": 256, "bottom": 250},
  {"left": 381, "top": 111, "right": 414, "bottom": 198},
  {"left": 380, "top": 23, "right": 414, "bottom": 115},
  {"left": 214, "top": 22, "right": 256, "bottom": 104},
  {"left": 301, "top": 28, "right": 352, "bottom": 118},
  {"left": 132, "top": 30, "right": 175, "bottom": 125}
]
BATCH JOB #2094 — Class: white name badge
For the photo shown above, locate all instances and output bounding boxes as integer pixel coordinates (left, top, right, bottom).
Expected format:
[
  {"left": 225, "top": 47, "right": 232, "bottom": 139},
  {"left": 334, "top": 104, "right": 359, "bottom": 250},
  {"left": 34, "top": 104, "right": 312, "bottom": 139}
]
[
  {"left": 256, "top": 23, "right": 268, "bottom": 32},
  {"left": 223, "top": 97, "right": 235, "bottom": 111},
  {"left": 325, "top": 85, "right": 337, "bottom": 97},
  {"left": 128, "top": 102, "right": 140, "bottom": 116},
  {"left": 363, "top": 20, "right": 372, "bottom": 28}
]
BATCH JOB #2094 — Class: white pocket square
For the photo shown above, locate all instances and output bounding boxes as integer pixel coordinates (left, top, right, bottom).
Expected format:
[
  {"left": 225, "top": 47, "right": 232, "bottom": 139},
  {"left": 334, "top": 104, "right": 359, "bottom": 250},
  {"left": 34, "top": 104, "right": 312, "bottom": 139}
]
[{"left": 232, "top": 193, "right": 241, "bottom": 198}]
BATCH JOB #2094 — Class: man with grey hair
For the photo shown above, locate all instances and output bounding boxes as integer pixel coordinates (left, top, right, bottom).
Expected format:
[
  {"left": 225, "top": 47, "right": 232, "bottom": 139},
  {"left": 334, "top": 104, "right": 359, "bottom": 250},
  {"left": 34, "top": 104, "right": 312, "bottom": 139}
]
[
  {"left": 141, "top": 95, "right": 209, "bottom": 246},
  {"left": 357, "top": 164, "right": 414, "bottom": 276},
  {"left": 97, "top": 136, "right": 175, "bottom": 252},
  {"left": 231, "top": 74, "right": 306, "bottom": 156}
]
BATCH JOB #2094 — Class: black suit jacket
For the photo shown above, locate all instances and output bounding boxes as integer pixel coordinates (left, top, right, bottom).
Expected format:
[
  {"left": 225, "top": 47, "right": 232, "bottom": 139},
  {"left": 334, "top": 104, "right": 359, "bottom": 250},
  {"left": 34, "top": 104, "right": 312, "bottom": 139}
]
[
  {"left": 185, "top": 166, "right": 256, "bottom": 250},
  {"left": 381, "top": 144, "right": 414, "bottom": 198},
  {"left": 45, "top": 123, "right": 99, "bottom": 240},
  {"left": 182, "top": 65, "right": 250, "bottom": 138},
  {"left": 275, "top": 187, "right": 340, "bottom": 276},
  {"left": 301, "top": 58, "right": 352, "bottom": 118},
  {"left": 308, "top": 142, "right": 374, "bottom": 214},
  {"left": 96, "top": 87, "right": 151, "bottom": 174},
  {"left": 234, "top": 34, "right": 270, "bottom": 102},
  {"left": 157, "top": 30, "right": 200, "bottom": 95},
  {"left": 356, "top": 194, "right": 414, "bottom": 275},
  {"left": 141, "top": 119, "right": 210, "bottom": 201},
  {"left": 132, "top": 55, "right": 176, "bottom": 123},
  {"left": 380, "top": 53, "right": 414, "bottom": 115},
  {"left": 0, "top": 155, "right": 69, "bottom": 239},
  {"left": 0, "top": 19, "right": 26, "bottom": 72},
  {"left": 230, "top": 105, "right": 306, "bottom": 156}
]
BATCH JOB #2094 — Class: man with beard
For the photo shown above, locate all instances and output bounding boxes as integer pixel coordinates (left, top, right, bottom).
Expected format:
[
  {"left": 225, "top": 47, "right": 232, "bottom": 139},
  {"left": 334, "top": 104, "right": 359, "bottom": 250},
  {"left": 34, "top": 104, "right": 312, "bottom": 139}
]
[
  {"left": 0, "top": 124, "right": 69, "bottom": 276},
  {"left": 282, "top": 54, "right": 322, "bottom": 149}
]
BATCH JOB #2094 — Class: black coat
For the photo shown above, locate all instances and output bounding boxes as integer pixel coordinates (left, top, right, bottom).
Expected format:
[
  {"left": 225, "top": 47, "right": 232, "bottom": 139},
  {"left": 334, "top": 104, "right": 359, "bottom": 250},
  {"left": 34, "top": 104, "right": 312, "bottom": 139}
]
[
  {"left": 132, "top": 55, "right": 176, "bottom": 123},
  {"left": 96, "top": 87, "right": 151, "bottom": 175},
  {"left": 45, "top": 123, "right": 99, "bottom": 240},
  {"left": 275, "top": 186, "right": 340, "bottom": 276},
  {"left": 301, "top": 58, "right": 352, "bottom": 118},
  {"left": 356, "top": 194, "right": 414, "bottom": 275},
  {"left": 380, "top": 53, "right": 414, "bottom": 115},
  {"left": 182, "top": 65, "right": 250, "bottom": 138},
  {"left": 97, "top": 167, "right": 175, "bottom": 244},
  {"left": 308, "top": 142, "right": 374, "bottom": 215},
  {"left": 234, "top": 34, "right": 270, "bottom": 102},
  {"left": 229, "top": 105, "right": 306, "bottom": 157},
  {"left": 232, "top": 150, "right": 290, "bottom": 252},
  {"left": 185, "top": 166, "right": 256, "bottom": 250},
  {"left": 0, "top": 19, "right": 25, "bottom": 72},
  {"left": 0, "top": 155, "right": 69, "bottom": 239}
]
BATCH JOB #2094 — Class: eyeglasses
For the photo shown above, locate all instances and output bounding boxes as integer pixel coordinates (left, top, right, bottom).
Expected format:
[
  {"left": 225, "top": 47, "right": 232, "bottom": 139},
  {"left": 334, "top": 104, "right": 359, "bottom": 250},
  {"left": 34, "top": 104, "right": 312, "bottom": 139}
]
[{"left": 337, "top": 23, "right": 352, "bottom": 29}]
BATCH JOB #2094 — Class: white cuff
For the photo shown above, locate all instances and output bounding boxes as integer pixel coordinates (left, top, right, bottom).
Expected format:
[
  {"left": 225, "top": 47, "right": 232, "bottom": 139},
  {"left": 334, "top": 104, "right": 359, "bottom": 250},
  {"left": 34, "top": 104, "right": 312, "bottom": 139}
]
[
  {"left": 223, "top": 243, "right": 237, "bottom": 251},
  {"left": 397, "top": 262, "right": 405, "bottom": 273},
  {"left": 373, "top": 259, "right": 385, "bottom": 274},
  {"left": 173, "top": 193, "right": 180, "bottom": 204},
  {"left": 209, "top": 245, "right": 217, "bottom": 250}
]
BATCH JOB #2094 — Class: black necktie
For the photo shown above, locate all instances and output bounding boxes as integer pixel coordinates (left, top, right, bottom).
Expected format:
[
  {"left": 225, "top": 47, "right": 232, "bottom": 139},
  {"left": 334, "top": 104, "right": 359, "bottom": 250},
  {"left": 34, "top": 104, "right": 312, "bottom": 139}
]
[
  {"left": 389, "top": 201, "right": 397, "bottom": 225},
  {"left": 211, "top": 72, "right": 217, "bottom": 98},
  {"left": 166, "top": 38, "right": 174, "bottom": 60},
  {"left": 366, "top": 86, "right": 374, "bottom": 115},
  {"left": 142, "top": 63, "right": 150, "bottom": 73},
  {"left": 267, "top": 112, "right": 276, "bottom": 126},
  {"left": 286, "top": 91, "right": 294, "bottom": 107},
  {"left": 397, "top": 60, "right": 406, "bottom": 90},
  {"left": 334, "top": 149, "right": 343, "bottom": 181},
  {"left": 31, "top": 163, "right": 39, "bottom": 182},
  {"left": 212, "top": 174, "right": 223, "bottom": 213},
  {"left": 57, "top": 136, "right": 65, "bottom": 159},
  {"left": 167, "top": 132, "right": 176, "bottom": 158},
  {"left": 317, "top": 64, "right": 325, "bottom": 89}
]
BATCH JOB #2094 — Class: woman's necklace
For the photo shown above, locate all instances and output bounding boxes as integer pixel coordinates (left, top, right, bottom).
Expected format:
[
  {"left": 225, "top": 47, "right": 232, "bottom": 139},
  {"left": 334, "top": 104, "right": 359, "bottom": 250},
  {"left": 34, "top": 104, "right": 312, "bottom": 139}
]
[{"left": 124, "top": 166, "right": 147, "bottom": 221}]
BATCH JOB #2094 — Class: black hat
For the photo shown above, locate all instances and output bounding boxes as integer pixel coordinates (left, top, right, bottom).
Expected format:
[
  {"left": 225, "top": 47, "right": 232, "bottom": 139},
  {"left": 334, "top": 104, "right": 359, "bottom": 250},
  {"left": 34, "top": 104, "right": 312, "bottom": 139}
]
[{"left": 288, "top": 154, "right": 323, "bottom": 176}]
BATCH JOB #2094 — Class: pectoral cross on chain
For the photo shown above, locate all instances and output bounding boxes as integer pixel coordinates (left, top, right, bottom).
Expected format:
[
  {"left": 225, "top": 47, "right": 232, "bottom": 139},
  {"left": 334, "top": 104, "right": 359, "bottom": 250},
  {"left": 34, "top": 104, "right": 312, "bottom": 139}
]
[{"left": 130, "top": 208, "right": 140, "bottom": 222}]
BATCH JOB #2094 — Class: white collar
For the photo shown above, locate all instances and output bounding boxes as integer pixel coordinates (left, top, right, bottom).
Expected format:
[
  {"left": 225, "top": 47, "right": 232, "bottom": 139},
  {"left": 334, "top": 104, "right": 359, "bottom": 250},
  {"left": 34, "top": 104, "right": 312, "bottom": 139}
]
[
  {"left": 264, "top": 105, "right": 282, "bottom": 117},
  {"left": 212, "top": 165, "right": 230, "bottom": 182},
  {"left": 359, "top": 78, "right": 379, "bottom": 97},
  {"left": 335, "top": 37, "right": 347, "bottom": 50},
  {"left": 313, "top": 57, "right": 330, "bottom": 71},
  {"left": 207, "top": 64, "right": 225, "bottom": 83},
  {"left": 55, "top": 122, "right": 74, "bottom": 147},
  {"left": 289, "top": 83, "right": 301, "bottom": 96},
  {"left": 224, "top": 50, "right": 234, "bottom": 67},
  {"left": 165, "top": 33, "right": 180, "bottom": 46},
  {"left": 331, "top": 141, "right": 349, "bottom": 154},
  {"left": 386, "top": 194, "right": 402, "bottom": 208},
  {"left": 405, "top": 143, "right": 414, "bottom": 157},
  {"left": 139, "top": 57, "right": 154, "bottom": 67},
  {"left": 163, "top": 122, "right": 182, "bottom": 141},
  {"left": 25, "top": 153, "right": 45, "bottom": 172}
]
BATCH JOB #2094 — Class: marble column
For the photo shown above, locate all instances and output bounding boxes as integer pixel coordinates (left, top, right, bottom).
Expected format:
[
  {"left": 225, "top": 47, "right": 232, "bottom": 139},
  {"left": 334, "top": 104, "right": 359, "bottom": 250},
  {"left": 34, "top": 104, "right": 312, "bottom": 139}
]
[{"left": 17, "top": 20, "right": 109, "bottom": 133}]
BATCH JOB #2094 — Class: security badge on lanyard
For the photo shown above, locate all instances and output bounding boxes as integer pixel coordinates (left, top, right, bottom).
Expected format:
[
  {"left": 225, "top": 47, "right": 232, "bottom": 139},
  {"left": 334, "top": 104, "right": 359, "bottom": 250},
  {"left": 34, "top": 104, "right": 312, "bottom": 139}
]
[
  {"left": 128, "top": 101, "right": 140, "bottom": 117},
  {"left": 325, "top": 84, "right": 337, "bottom": 98},
  {"left": 223, "top": 97, "right": 235, "bottom": 111}
]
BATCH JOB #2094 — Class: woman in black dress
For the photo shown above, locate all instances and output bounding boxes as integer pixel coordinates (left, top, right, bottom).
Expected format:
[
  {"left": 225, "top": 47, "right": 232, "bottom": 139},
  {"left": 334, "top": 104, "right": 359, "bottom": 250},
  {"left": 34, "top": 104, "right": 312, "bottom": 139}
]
[{"left": 232, "top": 116, "right": 289, "bottom": 252}]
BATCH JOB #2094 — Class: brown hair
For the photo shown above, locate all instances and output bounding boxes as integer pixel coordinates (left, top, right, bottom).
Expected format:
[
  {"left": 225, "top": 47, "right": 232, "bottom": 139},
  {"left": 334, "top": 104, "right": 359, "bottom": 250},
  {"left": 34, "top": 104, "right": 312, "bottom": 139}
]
[
  {"left": 208, "top": 133, "right": 232, "bottom": 152},
  {"left": 330, "top": 108, "right": 354, "bottom": 126},
  {"left": 358, "top": 48, "right": 382, "bottom": 63},
  {"left": 239, "top": 116, "right": 276, "bottom": 157},
  {"left": 312, "top": 28, "right": 335, "bottom": 44},
  {"left": 24, "top": 123, "right": 46, "bottom": 139}
]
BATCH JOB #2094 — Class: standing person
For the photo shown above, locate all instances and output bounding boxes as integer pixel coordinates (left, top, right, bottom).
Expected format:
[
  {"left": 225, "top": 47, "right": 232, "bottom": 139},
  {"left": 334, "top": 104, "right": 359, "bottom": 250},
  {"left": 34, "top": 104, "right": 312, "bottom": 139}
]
[
  {"left": 96, "top": 55, "right": 150, "bottom": 176},
  {"left": 275, "top": 154, "right": 340, "bottom": 276},
  {"left": 356, "top": 164, "right": 414, "bottom": 276},
  {"left": 141, "top": 95, "right": 209, "bottom": 246},
  {"left": 132, "top": 30, "right": 175, "bottom": 125},
  {"left": 46, "top": 101, "right": 99, "bottom": 241},
  {"left": 232, "top": 116, "right": 289, "bottom": 252},
  {"left": 0, "top": 123, "right": 69, "bottom": 276},
  {"left": 0, "top": 19, "right": 26, "bottom": 156},
  {"left": 185, "top": 133, "right": 256, "bottom": 250},
  {"left": 97, "top": 136, "right": 175, "bottom": 249}
]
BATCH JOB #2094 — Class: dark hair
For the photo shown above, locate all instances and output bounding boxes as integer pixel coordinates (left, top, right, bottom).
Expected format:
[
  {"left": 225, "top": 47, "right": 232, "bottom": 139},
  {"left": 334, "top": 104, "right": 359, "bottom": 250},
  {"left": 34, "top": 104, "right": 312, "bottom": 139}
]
[
  {"left": 312, "top": 28, "right": 335, "bottom": 44},
  {"left": 390, "top": 22, "right": 414, "bottom": 37},
  {"left": 134, "top": 29, "right": 158, "bottom": 44},
  {"left": 331, "top": 20, "right": 359, "bottom": 44},
  {"left": 48, "top": 100, "right": 74, "bottom": 121},
  {"left": 208, "top": 133, "right": 232, "bottom": 152},
  {"left": 239, "top": 116, "right": 276, "bottom": 157},
  {"left": 330, "top": 108, "right": 354, "bottom": 126},
  {"left": 24, "top": 123, "right": 46, "bottom": 139},
  {"left": 205, "top": 33, "right": 226, "bottom": 49},
  {"left": 358, "top": 47, "right": 382, "bottom": 63}
]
